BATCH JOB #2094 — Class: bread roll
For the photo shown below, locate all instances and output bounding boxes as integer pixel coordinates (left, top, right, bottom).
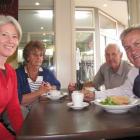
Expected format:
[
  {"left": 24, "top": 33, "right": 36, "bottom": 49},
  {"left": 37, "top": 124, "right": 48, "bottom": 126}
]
[{"left": 110, "top": 96, "right": 129, "bottom": 105}]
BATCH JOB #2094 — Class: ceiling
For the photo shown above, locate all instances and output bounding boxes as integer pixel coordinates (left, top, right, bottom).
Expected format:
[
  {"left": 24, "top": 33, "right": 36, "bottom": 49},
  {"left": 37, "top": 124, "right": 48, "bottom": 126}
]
[
  {"left": 18, "top": 0, "right": 128, "bottom": 46},
  {"left": 19, "top": 0, "right": 53, "bottom": 8},
  {"left": 75, "top": 0, "right": 128, "bottom": 26},
  {"left": 19, "top": 0, "right": 128, "bottom": 25}
]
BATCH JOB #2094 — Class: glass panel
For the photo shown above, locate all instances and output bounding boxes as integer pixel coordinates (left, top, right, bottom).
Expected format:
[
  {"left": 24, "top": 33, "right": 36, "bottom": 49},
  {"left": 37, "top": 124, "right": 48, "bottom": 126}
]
[
  {"left": 75, "top": 10, "right": 95, "bottom": 28},
  {"left": 100, "top": 35, "right": 106, "bottom": 64},
  {"left": 18, "top": 8, "right": 54, "bottom": 71},
  {"left": 19, "top": 10, "right": 53, "bottom": 33},
  {"left": 76, "top": 31, "right": 95, "bottom": 83},
  {"left": 99, "top": 13, "right": 117, "bottom": 38},
  {"left": 117, "top": 22, "right": 125, "bottom": 37}
]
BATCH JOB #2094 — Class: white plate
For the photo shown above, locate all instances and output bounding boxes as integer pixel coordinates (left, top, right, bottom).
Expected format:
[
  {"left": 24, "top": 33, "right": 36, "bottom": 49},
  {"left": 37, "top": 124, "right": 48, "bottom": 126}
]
[
  {"left": 93, "top": 98, "right": 140, "bottom": 114},
  {"left": 47, "top": 94, "right": 64, "bottom": 100},
  {"left": 67, "top": 102, "right": 89, "bottom": 110},
  {"left": 42, "top": 92, "right": 68, "bottom": 100}
]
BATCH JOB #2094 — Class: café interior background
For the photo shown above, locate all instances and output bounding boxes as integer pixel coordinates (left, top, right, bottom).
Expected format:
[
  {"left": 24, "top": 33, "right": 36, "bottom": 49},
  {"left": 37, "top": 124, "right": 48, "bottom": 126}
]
[{"left": 8, "top": 0, "right": 140, "bottom": 89}]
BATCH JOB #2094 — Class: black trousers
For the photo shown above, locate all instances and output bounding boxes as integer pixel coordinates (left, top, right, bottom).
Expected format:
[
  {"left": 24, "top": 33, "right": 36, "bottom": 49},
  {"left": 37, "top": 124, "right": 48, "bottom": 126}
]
[{"left": 0, "top": 113, "right": 16, "bottom": 136}]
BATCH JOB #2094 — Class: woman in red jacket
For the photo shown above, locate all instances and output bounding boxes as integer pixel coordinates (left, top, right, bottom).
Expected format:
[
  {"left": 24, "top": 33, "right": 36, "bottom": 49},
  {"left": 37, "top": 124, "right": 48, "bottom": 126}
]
[{"left": 0, "top": 15, "right": 23, "bottom": 140}]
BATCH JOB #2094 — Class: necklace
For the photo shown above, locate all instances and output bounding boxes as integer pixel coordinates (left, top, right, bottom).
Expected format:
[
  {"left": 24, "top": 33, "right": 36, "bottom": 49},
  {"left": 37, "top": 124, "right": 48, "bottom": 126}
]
[{"left": 26, "top": 66, "right": 39, "bottom": 82}]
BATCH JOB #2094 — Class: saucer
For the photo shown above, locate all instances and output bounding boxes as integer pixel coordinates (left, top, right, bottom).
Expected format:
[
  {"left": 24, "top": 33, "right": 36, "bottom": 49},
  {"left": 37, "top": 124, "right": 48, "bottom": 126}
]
[
  {"left": 67, "top": 102, "right": 89, "bottom": 110},
  {"left": 41, "top": 92, "right": 68, "bottom": 100},
  {"left": 47, "top": 94, "right": 63, "bottom": 100}
]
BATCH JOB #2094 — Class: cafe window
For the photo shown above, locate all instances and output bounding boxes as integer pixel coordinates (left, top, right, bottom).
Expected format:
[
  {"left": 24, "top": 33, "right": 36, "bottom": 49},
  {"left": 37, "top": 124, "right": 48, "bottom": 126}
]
[
  {"left": 75, "top": 9, "right": 95, "bottom": 28},
  {"left": 18, "top": 1, "right": 55, "bottom": 71},
  {"left": 99, "top": 11, "right": 126, "bottom": 63},
  {"left": 75, "top": 8, "right": 126, "bottom": 83},
  {"left": 75, "top": 8, "right": 95, "bottom": 83},
  {"left": 76, "top": 31, "right": 95, "bottom": 82},
  {"left": 99, "top": 12, "right": 117, "bottom": 38}
]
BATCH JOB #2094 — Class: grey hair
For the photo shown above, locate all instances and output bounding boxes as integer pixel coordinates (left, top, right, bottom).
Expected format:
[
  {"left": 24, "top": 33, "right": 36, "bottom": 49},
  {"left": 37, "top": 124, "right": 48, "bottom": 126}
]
[
  {"left": 120, "top": 25, "right": 140, "bottom": 42},
  {"left": 105, "top": 43, "right": 122, "bottom": 53},
  {"left": 0, "top": 15, "right": 22, "bottom": 42}
]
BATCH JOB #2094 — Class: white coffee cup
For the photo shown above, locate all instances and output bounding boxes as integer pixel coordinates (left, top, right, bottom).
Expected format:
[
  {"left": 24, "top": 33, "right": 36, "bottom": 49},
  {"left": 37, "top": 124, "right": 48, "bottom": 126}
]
[{"left": 71, "top": 91, "right": 84, "bottom": 107}]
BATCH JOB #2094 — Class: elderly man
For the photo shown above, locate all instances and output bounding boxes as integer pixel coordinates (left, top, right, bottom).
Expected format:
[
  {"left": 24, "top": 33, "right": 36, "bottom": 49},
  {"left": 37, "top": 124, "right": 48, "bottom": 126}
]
[
  {"left": 84, "top": 25, "right": 140, "bottom": 104},
  {"left": 83, "top": 26, "right": 140, "bottom": 140},
  {"left": 68, "top": 43, "right": 132, "bottom": 92},
  {"left": 84, "top": 43, "right": 132, "bottom": 90}
]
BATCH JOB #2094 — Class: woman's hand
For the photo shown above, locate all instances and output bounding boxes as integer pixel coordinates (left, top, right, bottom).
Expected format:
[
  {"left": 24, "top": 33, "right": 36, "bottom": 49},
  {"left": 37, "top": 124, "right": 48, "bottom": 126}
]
[{"left": 38, "top": 82, "right": 52, "bottom": 95}]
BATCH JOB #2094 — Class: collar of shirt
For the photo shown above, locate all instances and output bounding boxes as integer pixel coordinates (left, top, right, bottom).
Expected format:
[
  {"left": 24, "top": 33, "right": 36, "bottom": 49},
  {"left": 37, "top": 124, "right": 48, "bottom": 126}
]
[
  {"left": 24, "top": 66, "right": 43, "bottom": 74},
  {"left": 109, "top": 61, "right": 123, "bottom": 76}
]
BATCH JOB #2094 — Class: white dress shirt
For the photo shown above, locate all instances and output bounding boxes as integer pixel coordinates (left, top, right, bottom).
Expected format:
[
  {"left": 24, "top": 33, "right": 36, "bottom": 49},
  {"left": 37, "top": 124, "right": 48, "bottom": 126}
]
[{"left": 95, "top": 67, "right": 139, "bottom": 99}]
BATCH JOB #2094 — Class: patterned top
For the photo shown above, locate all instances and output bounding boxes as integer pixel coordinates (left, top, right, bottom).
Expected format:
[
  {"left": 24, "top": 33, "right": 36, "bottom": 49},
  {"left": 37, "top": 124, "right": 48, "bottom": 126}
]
[
  {"left": 25, "top": 67, "right": 43, "bottom": 92},
  {"left": 16, "top": 65, "right": 61, "bottom": 102}
]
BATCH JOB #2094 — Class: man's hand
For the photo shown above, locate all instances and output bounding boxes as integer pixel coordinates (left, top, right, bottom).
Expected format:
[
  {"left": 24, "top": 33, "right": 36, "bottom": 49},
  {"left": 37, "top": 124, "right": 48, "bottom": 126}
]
[
  {"left": 68, "top": 83, "right": 76, "bottom": 93},
  {"left": 82, "top": 88, "right": 95, "bottom": 102}
]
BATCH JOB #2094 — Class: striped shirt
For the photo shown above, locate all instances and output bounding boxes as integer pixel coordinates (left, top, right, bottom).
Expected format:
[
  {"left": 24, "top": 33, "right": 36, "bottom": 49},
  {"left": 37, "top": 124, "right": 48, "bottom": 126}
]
[{"left": 25, "top": 67, "right": 43, "bottom": 92}]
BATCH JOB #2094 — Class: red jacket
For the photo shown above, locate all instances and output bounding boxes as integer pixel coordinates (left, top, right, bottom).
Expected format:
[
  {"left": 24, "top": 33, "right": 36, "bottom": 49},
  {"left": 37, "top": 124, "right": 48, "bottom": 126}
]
[{"left": 0, "top": 64, "right": 23, "bottom": 140}]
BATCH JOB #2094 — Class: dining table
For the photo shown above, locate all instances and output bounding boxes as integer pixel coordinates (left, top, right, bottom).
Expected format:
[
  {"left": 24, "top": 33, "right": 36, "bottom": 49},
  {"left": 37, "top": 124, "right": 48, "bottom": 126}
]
[{"left": 17, "top": 95, "right": 140, "bottom": 140}]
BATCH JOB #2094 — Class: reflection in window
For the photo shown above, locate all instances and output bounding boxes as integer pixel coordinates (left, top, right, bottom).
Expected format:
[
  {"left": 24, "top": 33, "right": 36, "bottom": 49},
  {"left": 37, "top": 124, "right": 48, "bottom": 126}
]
[
  {"left": 19, "top": 10, "right": 53, "bottom": 33},
  {"left": 18, "top": 9, "right": 54, "bottom": 71},
  {"left": 75, "top": 10, "right": 95, "bottom": 28},
  {"left": 76, "top": 32, "right": 95, "bottom": 82},
  {"left": 99, "top": 12, "right": 117, "bottom": 38},
  {"left": 75, "top": 8, "right": 95, "bottom": 83}
]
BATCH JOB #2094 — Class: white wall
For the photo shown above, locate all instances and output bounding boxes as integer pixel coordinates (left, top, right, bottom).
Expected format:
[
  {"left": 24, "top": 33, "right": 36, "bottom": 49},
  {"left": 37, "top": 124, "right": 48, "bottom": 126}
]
[{"left": 128, "top": 0, "right": 140, "bottom": 26}]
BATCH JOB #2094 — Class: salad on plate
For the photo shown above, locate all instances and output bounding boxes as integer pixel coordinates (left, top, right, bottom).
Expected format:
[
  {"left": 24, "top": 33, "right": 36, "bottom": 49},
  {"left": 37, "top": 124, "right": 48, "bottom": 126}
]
[{"left": 94, "top": 96, "right": 140, "bottom": 114}]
